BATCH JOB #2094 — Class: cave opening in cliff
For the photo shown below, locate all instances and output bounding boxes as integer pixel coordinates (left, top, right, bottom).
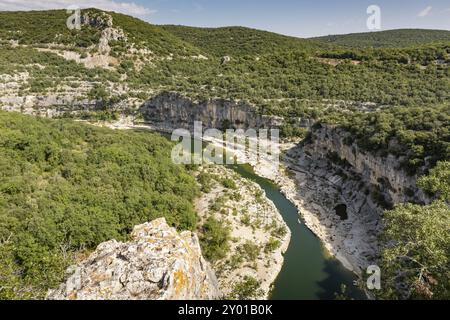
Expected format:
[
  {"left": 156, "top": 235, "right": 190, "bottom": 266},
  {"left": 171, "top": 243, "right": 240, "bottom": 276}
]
[{"left": 334, "top": 204, "right": 348, "bottom": 220}]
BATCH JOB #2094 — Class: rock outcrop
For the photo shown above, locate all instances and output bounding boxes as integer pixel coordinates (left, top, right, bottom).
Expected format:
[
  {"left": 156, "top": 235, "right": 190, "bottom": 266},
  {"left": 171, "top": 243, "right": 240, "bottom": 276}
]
[
  {"left": 272, "top": 124, "right": 430, "bottom": 273},
  {"left": 139, "top": 91, "right": 284, "bottom": 132},
  {"left": 281, "top": 143, "right": 382, "bottom": 273},
  {"left": 1, "top": 94, "right": 98, "bottom": 116},
  {"left": 221, "top": 56, "right": 231, "bottom": 65},
  {"left": 305, "top": 124, "right": 429, "bottom": 206},
  {"left": 47, "top": 218, "right": 221, "bottom": 300},
  {"left": 82, "top": 12, "right": 126, "bottom": 66}
]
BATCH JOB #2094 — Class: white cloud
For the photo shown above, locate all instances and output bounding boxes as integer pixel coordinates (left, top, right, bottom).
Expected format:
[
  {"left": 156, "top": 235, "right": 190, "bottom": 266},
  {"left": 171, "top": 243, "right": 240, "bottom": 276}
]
[
  {"left": 418, "top": 6, "right": 432, "bottom": 17},
  {"left": 0, "top": 0, "right": 156, "bottom": 16}
]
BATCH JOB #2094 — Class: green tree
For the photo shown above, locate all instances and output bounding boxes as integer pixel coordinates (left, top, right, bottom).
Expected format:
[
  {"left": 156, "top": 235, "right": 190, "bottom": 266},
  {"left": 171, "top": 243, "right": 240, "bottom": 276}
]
[
  {"left": 418, "top": 161, "right": 450, "bottom": 201},
  {"left": 379, "top": 200, "right": 450, "bottom": 299}
]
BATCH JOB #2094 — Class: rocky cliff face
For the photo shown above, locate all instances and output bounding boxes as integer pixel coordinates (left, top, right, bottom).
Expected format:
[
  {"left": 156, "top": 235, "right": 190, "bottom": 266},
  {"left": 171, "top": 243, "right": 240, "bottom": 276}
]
[
  {"left": 1, "top": 94, "right": 98, "bottom": 117},
  {"left": 139, "top": 92, "right": 284, "bottom": 132},
  {"left": 82, "top": 11, "right": 127, "bottom": 59},
  {"left": 277, "top": 124, "right": 430, "bottom": 272},
  {"left": 283, "top": 141, "right": 382, "bottom": 272},
  {"left": 136, "top": 92, "right": 428, "bottom": 214},
  {"left": 305, "top": 124, "right": 429, "bottom": 206},
  {"left": 47, "top": 218, "right": 221, "bottom": 300}
]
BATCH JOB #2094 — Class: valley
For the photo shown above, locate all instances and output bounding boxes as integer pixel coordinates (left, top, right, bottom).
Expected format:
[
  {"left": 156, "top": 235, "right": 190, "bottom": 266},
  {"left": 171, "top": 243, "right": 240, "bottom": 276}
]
[{"left": 0, "top": 8, "right": 448, "bottom": 301}]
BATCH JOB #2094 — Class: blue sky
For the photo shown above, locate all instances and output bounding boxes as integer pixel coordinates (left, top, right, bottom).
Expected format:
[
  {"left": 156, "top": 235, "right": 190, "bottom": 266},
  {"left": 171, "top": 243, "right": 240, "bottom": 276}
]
[
  {"left": 131, "top": 0, "right": 450, "bottom": 37},
  {"left": 1, "top": 0, "right": 449, "bottom": 37}
]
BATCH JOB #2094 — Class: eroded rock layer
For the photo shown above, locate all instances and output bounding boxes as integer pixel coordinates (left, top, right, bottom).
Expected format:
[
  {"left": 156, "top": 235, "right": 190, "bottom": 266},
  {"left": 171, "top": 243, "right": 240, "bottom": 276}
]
[{"left": 47, "top": 218, "right": 221, "bottom": 300}]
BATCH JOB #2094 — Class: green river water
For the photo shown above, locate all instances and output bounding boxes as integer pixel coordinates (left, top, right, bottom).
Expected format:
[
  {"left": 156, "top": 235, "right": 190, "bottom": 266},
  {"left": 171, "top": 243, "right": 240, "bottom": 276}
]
[{"left": 230, "top": 164, "right": 366, "bottom": 300}]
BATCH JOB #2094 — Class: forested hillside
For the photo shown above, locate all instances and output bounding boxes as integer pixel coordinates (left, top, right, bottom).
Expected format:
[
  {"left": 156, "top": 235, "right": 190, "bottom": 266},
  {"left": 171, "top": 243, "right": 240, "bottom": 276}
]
[
  {"left": 314, "top": 29, "right": 450, "bottom": 48},
  {"left": 0, "top": 111, "right": 199, "bottom": 299},
  {"left": 160, "top": 25, "right": 327, "bottom": 56},
  {"left": 0, "top": 9, "right": 201, "bottom": 55},
  {"left": 0, "top": 9, "right": 448, "bottom": 112},
  {"left": 330, "top": 105, "right": 450, "bottom": 174}
]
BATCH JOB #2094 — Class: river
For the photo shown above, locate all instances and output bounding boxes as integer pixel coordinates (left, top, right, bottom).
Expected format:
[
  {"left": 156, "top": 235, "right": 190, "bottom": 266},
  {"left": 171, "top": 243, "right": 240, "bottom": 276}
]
[
  {"left": 230, "top": 164, "right": 366, "bottom": 300},
  {"left": 158, "top": 132, "right": 366, "bottom": 299}
]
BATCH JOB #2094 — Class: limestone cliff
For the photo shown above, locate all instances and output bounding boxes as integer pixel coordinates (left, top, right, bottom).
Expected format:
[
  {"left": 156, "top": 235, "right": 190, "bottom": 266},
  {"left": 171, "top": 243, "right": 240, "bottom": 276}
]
[
  {"left": 277, "top": 124, "right": 430, "bottom": 273},
  {"left": 304, "top": 124, "right": 429, "bottom": 206},
  {"left": 139, "top": 91, "right": 284, "bottom": 132},
  {"left": 47, "top": 218, "right": 221, "bottom": 300}
]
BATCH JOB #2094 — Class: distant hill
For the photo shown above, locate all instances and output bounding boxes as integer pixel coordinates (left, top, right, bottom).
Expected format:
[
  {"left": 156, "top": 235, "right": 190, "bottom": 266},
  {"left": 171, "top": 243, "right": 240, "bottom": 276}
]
[
  {"left": 160, "top": 25, "right": 327, "bottom": 56},
  {"left": 0, "top": 9, "right": 448, "bottom": 111},
  {"left": 0, "top": 9, "right": 201, "bottom": 56},
  {"left": 313, "top": 29, "right": 450, "bottom": 48}
]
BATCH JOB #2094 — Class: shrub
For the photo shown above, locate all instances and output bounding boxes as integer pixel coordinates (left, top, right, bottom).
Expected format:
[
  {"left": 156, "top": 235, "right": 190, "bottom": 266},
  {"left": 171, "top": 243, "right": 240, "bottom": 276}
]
[
  {"left": 229, "top": 276, "right": 263, "bottom": 300},
  {"left": 239, "top": 241, "right": 260, "bottom": 262},
  {"left": 200, "top": 217, "right": 231, "bottom": 261},
  {"left": 221, "top": 178, "right": 237, "bottom": 189},
  {"left": 264, "top": 238, "right": 281, "bottom": 253}
]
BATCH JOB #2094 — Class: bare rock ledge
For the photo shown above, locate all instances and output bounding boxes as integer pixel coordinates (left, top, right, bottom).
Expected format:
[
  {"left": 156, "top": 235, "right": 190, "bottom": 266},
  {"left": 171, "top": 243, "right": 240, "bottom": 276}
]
[{"left": 47, "top": 218, "right": 221, "bottom": 300}]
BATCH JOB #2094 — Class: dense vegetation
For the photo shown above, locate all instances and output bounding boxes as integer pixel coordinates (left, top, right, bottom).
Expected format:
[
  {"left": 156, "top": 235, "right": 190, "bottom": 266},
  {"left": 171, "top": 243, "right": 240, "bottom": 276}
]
[
  {"left": 0, "top": 10, "right": 102, "bottom": 47},
  {"left": 0, "top": 10, "right": 448, "bottom": 109},
  {"left": 160, "top": 25, "right": 327, "bottom": 56},
  {"left": 0, "top": 9, "right": 200, "bottom": 56},
  {"left": 133, "top": 46, "right": 449, "bottom": 107},
  {"left": 199, "top": 217, "right": 231, "bottom": 262},
  {"left": 109, "top": 12, "right": 201, "bottom": 56},
  {"left": 158, "top": 25, "right": 449, "bottom": 107},
  {"left": 0, "top": 46, "right": 116, "bottom": 94},
  {"left": 379, "top": 161, "right": 450, "bottom": 299},
  {"left": 330, "top": 105, "right": 449, "bottom": 300},
  {"left": 229, "top": 276, "right": 263, "bottom": 300},
  {"left": 314, "top": 29, "right": 450, "bottom": 48},
  {"left": 0, "top": 111, "right": 199, "bottom": 299}
]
